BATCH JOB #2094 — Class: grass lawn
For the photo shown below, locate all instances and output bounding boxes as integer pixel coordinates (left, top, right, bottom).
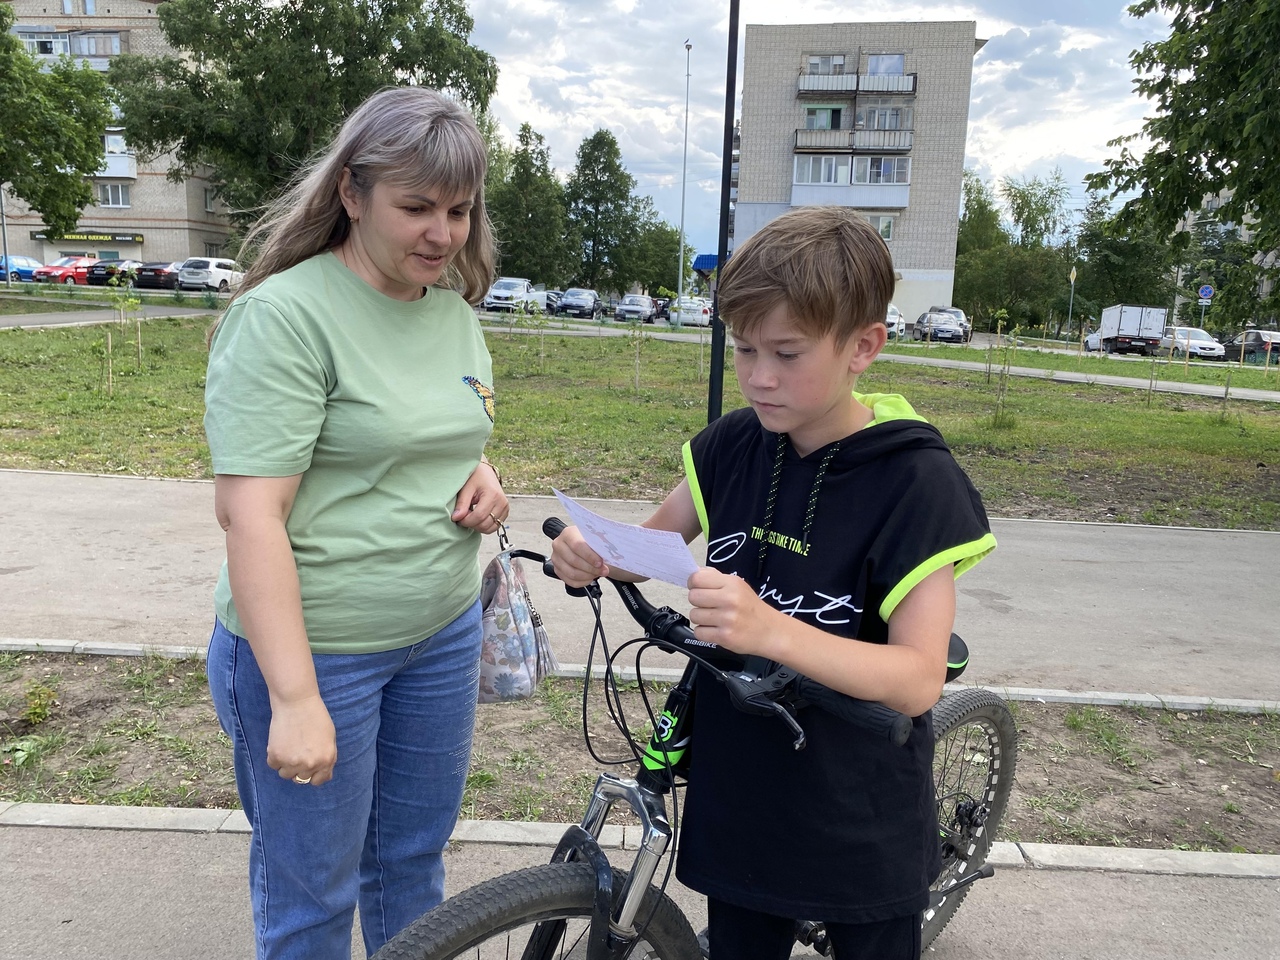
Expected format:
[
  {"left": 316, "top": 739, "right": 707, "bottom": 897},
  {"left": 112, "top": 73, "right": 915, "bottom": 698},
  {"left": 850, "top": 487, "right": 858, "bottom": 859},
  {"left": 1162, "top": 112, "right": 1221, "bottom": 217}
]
[
  {"left": 0, "top": 296, "right": 104, "bottom": 316},
  {"left": 1, "top": 317, "right": 1278, "bottom": 528}
]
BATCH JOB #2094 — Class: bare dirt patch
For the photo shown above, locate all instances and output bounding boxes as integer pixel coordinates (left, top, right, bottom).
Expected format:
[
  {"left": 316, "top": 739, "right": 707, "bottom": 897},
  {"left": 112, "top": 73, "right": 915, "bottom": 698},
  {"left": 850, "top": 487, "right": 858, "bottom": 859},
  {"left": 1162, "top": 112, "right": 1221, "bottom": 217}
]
[{"left": 2, "top": 655, "right": 1277, "bottom": 854}]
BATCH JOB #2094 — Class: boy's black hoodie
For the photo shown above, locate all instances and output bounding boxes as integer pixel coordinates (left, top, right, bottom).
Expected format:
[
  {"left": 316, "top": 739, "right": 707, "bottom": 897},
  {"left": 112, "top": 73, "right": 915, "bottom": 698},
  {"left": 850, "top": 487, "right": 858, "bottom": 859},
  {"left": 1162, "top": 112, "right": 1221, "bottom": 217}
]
[{"left": 675, "top": 395, "right": 995, "bottom": 923}]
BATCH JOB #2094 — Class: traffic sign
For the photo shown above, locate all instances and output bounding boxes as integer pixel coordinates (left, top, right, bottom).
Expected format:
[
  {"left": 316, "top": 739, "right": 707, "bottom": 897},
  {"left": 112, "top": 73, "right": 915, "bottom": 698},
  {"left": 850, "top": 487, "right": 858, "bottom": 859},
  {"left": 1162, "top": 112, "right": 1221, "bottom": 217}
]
[
  {"left": 1069, "top": 266, "right": 1077, "bottom": 284},
  {"left": 1198, "top": 298, "right": 1212, "bottom": 306},
  {"left": 1198, "top": 284, "right": 1215, "bottom": 299}
]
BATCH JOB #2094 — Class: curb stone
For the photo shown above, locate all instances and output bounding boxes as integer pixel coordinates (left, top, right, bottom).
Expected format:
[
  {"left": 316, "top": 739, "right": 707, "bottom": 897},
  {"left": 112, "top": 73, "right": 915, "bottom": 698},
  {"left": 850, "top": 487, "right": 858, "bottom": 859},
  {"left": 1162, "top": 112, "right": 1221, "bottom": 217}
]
[
  {"left": 5, "top": 639, "right": 1278, "bottom": 716},
  {"left": 1, "top": 803, "right": 1277, "bottom": 878}
]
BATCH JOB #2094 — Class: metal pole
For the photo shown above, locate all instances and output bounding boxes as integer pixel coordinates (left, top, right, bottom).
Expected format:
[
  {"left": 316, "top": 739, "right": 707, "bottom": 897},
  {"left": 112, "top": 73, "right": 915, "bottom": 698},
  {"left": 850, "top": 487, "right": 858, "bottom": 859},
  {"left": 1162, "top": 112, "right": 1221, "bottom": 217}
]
[
  {"left": 676, "top": 40, "right": 691, "bottom": 313},
  {"left": 1, "top": 187, "right": 12, "bottom": 288},
  {"left": 708, "top": 0, "right": 740, "bottom": 425},
  {"left": 1066, "top": 277, "right": 1075, "bottom": 341}
]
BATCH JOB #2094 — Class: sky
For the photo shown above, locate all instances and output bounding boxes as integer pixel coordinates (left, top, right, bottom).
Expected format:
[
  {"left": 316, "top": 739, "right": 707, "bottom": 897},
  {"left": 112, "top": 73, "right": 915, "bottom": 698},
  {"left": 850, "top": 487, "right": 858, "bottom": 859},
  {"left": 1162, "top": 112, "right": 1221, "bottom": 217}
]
[{"left": 466, "top": 1, "right": 1173, "bottom": 257}]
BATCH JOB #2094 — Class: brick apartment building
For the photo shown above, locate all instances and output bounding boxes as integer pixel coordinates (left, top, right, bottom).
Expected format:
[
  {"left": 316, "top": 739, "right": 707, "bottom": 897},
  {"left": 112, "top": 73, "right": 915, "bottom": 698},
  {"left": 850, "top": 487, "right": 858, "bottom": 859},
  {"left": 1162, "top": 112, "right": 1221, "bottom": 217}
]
[
  {"left": 2, "top": 0, "right": 231, "bottom": 264},
  {"left": 733, "top": 21, "right": 983, "bottom": 326}
]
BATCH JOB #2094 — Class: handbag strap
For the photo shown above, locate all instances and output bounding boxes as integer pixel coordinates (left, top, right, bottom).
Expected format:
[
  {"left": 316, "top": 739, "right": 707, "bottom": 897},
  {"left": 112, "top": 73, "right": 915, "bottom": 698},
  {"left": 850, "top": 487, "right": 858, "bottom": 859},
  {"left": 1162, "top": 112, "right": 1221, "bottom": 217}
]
[{"left": 495, "top": 519, "right": 511, "bottom": 552}]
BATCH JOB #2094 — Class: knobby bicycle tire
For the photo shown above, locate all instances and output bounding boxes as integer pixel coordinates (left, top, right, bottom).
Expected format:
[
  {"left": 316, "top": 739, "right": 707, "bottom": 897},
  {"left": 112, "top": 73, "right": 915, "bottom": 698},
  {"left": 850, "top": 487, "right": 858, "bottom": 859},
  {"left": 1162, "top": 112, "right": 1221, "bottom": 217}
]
[
  {"left": 371, "top": 862, "right": 702, "bottom": 960},
  {"left": 923, "top": 687, "right": 1018, "bottom": 951}
]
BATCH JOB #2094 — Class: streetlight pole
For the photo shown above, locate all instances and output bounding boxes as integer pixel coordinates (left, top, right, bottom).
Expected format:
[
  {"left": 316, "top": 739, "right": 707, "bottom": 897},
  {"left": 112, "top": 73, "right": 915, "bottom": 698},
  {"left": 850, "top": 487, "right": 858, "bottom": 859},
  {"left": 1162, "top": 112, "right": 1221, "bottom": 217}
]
[
  {"left": 676, "top": 39, "right": 691, "bottom": 316},
  {"left": 1, "top": 187, "right": 12, "bottom": 289}
]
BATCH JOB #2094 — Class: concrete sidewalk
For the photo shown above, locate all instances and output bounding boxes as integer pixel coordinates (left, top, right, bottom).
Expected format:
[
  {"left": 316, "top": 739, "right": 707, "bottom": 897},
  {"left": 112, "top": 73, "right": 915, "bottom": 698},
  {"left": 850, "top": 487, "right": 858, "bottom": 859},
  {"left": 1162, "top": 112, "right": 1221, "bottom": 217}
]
[{"left": 2, "top": 804, "right": 1278, "bottom": 960}]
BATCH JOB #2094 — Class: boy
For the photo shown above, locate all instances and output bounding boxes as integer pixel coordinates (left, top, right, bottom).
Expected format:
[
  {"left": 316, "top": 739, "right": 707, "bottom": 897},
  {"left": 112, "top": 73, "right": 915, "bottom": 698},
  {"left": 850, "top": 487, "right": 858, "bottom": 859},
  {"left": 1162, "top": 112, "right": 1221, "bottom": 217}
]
[{"left": 552, "top": 207, "right": 995, "bottom": 960}]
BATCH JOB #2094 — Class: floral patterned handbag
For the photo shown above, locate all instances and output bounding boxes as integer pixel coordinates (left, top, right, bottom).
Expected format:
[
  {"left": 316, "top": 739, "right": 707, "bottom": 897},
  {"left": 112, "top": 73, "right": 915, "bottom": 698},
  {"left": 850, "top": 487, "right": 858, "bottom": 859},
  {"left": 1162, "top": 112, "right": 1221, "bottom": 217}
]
[{"left": 477, "top": 524, "right": 559, "bottom": 703}]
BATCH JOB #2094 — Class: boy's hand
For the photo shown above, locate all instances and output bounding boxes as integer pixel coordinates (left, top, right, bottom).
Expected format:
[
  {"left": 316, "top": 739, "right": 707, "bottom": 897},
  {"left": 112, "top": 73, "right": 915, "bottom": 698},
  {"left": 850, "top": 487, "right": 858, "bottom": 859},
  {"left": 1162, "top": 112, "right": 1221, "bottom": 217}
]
[
  {"left": 687, "top": 567, "right": 779, "bottom": 657},
  {"left": 550, "top": 524, "right": 609, "bottom": 587}
]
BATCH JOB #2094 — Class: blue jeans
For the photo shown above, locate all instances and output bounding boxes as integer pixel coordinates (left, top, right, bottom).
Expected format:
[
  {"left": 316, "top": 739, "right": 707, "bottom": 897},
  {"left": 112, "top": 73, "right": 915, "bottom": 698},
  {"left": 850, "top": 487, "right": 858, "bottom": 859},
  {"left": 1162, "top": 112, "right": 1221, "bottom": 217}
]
[{"left": 207, "top": 602, "right": 482, "bottom": 960}]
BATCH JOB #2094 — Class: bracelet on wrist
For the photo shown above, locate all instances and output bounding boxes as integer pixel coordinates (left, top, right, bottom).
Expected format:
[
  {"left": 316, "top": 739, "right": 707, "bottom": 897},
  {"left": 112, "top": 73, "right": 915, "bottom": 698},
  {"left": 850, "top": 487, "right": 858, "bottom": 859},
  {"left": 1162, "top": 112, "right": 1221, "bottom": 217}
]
[{"left": 480, "top": 459, "right": 503, "bottom": 486}]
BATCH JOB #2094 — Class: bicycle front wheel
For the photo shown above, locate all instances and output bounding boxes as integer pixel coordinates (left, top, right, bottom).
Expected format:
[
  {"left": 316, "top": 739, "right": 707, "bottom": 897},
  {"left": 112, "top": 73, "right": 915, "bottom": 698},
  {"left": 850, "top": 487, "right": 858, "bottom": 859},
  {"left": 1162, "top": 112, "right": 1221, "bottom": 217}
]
[
  {"left": 924, "top": 688, "right": 1018, "bottom": 951},
  {"left": 373, "top": 862, "right": 702, "bottom": 960}
]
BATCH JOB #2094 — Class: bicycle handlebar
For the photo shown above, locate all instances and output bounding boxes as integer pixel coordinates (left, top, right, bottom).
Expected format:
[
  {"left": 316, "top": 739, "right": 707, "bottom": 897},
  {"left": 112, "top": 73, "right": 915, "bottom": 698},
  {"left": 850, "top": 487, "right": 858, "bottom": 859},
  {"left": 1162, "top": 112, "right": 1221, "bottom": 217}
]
[{"left": 540, "top": 516, "right": 912, "bottom": 747}]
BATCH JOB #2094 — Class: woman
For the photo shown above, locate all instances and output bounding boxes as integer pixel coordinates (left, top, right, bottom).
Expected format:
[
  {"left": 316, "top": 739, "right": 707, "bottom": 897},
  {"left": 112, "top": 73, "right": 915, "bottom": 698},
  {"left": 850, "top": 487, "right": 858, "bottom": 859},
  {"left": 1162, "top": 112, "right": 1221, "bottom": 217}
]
[{"left": 203, "top": 87, "right": 508, "bottom": 960}]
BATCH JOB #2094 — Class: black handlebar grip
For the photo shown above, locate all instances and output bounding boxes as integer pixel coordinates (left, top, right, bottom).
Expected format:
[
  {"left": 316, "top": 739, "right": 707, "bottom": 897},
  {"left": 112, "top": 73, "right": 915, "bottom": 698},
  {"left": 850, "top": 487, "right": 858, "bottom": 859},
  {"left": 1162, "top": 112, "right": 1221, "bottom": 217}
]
[
  {"left": 542, "top": 517, "right": 568, "bottom": 540},
  {"left": 795, "top": 679, "right": 913, "bottom": 747}
]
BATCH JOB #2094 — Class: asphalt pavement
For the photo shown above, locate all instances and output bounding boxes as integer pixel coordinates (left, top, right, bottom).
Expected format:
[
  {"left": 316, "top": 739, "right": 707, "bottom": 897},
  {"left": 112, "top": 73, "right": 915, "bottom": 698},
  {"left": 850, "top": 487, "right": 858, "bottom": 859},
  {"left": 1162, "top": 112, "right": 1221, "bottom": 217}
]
[{"left": 3, "top": 468, "right": 1280, "bottom": 959}]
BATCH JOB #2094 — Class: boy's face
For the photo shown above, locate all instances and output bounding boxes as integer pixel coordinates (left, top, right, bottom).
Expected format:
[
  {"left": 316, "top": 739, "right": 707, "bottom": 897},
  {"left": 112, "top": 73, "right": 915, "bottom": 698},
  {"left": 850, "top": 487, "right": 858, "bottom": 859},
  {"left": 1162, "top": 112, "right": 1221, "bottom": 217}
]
[{"left": 732, "top": 303, "right": 885, "bottom": 456}]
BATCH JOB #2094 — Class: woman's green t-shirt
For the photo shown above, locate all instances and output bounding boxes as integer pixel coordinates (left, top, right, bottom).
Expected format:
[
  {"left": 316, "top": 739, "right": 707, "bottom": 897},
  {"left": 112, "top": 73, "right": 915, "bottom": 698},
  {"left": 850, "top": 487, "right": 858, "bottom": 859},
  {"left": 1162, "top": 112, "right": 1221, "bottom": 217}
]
[{"left": 204, "top": 252, "right": 495, "bottom": 653}]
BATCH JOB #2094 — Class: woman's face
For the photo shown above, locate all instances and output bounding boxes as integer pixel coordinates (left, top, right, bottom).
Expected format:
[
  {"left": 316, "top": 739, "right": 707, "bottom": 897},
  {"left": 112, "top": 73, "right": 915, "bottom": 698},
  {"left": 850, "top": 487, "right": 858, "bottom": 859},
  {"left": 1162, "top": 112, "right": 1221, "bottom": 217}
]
[{"left": 338, "top": 172, "right": 474, "bottom": 301}]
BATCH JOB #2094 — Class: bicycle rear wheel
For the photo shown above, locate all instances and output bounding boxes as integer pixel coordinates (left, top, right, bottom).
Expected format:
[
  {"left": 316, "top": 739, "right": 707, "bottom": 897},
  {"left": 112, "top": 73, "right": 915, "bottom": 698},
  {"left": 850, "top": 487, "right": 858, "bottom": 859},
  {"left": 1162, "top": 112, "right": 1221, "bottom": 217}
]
[
  {"left": 923, "top": 688, "right": 1018, "bottom": 951},
  {"left": 372, "top": 862, "right": 701, "bottom": 960}
]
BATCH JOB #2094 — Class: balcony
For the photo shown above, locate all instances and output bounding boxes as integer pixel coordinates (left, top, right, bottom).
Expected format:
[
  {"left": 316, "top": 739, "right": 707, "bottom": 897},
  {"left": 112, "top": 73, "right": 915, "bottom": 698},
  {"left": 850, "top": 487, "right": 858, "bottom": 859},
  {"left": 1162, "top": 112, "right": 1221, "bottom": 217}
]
[
  {"left": 797, "top": 72, "right": 918, "bottom": 97},
  {"left": 99, "top": 154, "right": 138, "bottom": 179},
  {"left": 795, "top": 128, "right": 914, "bottom": 152},
  {"left": 791, "top": 182, "right": 910, "bottom": 209}
]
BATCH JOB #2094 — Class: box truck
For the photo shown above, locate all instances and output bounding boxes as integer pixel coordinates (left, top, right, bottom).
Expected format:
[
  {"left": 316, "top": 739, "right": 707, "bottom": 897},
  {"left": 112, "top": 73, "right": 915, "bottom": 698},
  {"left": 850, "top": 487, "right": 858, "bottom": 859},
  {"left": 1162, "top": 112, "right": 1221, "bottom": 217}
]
[{"left": 1099, "top": 304, "right": 1167, "bottom": 355}]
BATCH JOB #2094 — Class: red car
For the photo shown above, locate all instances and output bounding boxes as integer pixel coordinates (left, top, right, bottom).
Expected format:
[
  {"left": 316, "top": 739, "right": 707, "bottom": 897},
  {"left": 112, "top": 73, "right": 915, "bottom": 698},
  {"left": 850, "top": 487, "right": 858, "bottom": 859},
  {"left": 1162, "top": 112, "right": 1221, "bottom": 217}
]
[{"left": 33, "top": 256, "right": 99, "bottom": 284}]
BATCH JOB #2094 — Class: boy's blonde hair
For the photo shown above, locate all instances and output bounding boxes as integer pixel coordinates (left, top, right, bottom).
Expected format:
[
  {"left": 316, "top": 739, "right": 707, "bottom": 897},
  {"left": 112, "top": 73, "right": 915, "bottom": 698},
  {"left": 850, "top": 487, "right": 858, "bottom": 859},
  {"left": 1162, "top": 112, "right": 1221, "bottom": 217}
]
[{"left": 717, "top": 207, "right": 895, "bottom": 345}]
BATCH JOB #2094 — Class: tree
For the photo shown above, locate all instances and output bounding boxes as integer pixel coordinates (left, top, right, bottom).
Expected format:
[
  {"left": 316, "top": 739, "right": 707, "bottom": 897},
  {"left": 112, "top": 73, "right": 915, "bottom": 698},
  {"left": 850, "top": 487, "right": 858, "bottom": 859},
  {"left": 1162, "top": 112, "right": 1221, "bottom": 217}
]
[
  {"left": 475, "top": 111, "right": 512, "bottom": 200},
  {"left": 1086, "top": 0, "right": 1280, "bottom": 254},
  {"left": 0, "top": 6, "right": 113, "bottom": 237},
  {"left": 108, "top": 0, "right": 497, "bottom": 222},
  {"left": 956, "top": 169, "right": 1008, "bottom": 255},
  {"left": 623, "top": 202, "right": 690, "bottom": 296},
  {"left": 999, "top": 168, "right": 1070, "bottom": 248},
  {"left": 564, "top": 130, "right": 640, "bottom": 292},
  {"left": 487, "top": 124, "right": 573, "bottom": 286},
  {"left": 1073, "top": 193, "right": 1177, "bottom": 324}
]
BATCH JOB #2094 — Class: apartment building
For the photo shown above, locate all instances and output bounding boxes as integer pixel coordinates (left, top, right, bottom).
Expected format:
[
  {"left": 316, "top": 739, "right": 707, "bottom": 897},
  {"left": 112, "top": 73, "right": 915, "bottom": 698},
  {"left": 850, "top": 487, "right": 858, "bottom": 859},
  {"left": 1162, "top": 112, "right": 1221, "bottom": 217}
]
[
  {"left": 2, "top": 0, "right": 231, "bottom": 264},
  {"left": 734, "top": 22, "right": 983, "bottom": 325}
]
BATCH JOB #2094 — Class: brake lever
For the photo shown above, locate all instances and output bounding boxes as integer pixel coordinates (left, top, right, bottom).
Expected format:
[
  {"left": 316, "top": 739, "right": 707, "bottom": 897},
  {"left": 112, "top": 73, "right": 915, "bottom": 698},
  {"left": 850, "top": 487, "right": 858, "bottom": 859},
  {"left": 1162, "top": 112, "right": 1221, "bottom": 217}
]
[{"left": 722, "top": 669, "right": 807, "bottom": 750}]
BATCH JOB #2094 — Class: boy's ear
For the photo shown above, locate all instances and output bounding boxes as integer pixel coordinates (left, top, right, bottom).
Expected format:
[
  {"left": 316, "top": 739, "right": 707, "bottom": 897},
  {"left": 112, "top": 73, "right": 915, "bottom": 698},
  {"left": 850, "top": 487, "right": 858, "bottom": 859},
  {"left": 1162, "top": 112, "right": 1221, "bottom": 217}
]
[{"left": 847, "top": 321, "right": 888, "bottom": 375}]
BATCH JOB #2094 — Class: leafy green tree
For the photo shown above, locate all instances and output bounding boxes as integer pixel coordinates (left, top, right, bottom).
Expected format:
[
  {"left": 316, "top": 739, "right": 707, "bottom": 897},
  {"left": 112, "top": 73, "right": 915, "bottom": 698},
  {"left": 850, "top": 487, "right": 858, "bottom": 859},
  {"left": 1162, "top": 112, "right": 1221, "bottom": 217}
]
[
  {"left": 107, "top": 0, "right": 497, "bottom": 222},
  {"left": 629, "top": 216, "right": 691, "bottom": 296},
  {"left": 0, "top": 6, "right": 113, "bottom": 237},
  {"left": 1175, "top": 220, "right": 1278, "bottom": 334},
  {"left": 475, "top": 111, "right": 512, "bottom": 200},
  {"left": 565, "top": 130, "right": 640, "bottom": 292},
  {"left": 957, "top": 169, "right": 1008, "bottom": 255},
  {"left": 1000, "top": 168, "right": 1071, "bottom": 248},
  {"left": 1087, "top": 0, "right": 1280, "bottom": 254},
  {"left": 1074, "top": 193, "right": 1177, "bottom": 324},
  {"left": 487, "top": 124, "right": 573, "bottom": 286}
]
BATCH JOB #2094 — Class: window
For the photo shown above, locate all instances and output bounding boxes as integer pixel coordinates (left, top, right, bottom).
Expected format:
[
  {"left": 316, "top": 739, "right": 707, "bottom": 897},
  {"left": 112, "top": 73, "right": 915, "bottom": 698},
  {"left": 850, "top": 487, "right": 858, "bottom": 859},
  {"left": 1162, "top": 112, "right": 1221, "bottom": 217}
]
[
  {"left": 804, "top": 107, "right": 843, "bottom": 131},
  {"left": 807, "top": 54, "right": 845, "bottom": 76},
  {"left": 794, "top": 154, "right": 851, "bottom": 185},
  {"left": 204, "top": 243, "right": 224, "bottom": 257},
  {"left": 98, "top": 250, "right": 120, "bottom": 261},
  {"left": 20, "top": 33, "right": 71, "bottom": 56},
  {"left": 854, "top": 156, "right": 911, "bottom": 184},
  {"left": 98, "top": 183, "right": 131, "bottom": 207},
  {"left": 204, "top": 188, "right": 217, "bottom": 213},
  {"left": 867, "top": 216, "right": 894, "bottom": 240},
  {"left": 103, "top": 133, "right": 129, "bottom": 155},
  {"left": 63, "top": 0, "right": 74, "bottom": 12},
  {"left": 72, "top": 33, "right": 121, "bottom": 56},
  {"left": 84, "top": 0, "right": 97, "bottom": 14},
  {"left": 856, "top": 100, "right": 914, "bottom": 130},
  {"left": 867, "top": 54, "right": 905, "bottom": 75}
]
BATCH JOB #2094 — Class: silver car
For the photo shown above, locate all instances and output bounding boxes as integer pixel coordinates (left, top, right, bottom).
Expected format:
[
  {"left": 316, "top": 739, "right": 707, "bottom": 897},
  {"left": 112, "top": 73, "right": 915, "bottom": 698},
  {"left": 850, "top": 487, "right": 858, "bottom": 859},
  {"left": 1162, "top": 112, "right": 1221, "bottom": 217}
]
[{"left": 614, "top": 295, "right": 655, "bottom": 323}]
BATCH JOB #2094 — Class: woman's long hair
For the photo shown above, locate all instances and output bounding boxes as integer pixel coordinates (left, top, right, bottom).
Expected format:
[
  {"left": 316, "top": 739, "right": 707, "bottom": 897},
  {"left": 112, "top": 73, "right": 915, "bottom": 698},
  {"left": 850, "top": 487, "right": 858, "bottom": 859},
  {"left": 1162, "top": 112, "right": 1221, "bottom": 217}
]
[{"left": 213, "top": 87, "right": 496, "bottom": 338}]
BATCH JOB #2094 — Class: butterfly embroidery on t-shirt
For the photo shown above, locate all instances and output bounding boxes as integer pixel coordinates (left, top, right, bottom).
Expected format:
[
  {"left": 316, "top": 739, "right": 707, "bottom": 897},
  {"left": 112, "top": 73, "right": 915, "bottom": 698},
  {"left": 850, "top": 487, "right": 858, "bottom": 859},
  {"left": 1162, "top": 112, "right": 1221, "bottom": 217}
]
[{"left": 463, "top": 376, "right": 495, "bottom": 422}]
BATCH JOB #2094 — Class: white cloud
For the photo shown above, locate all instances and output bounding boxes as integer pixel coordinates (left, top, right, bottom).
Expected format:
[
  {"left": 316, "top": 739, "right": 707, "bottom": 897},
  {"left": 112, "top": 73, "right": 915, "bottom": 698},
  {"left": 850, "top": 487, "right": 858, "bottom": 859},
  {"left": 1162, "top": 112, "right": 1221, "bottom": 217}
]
[{"left": 466, "top": 1, "right": 1170, "bottom": 256}]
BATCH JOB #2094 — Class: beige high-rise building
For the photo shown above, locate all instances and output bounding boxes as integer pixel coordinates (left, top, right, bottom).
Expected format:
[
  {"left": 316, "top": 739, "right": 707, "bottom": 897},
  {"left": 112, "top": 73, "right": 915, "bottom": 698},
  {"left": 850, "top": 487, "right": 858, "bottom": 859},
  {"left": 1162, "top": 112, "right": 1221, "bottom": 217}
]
[
  {"left": 734, "top": 22, "right": 983, "bottom": 325},
  {"left": 2, "top": 0, "right": 231, "bottom": 264}
]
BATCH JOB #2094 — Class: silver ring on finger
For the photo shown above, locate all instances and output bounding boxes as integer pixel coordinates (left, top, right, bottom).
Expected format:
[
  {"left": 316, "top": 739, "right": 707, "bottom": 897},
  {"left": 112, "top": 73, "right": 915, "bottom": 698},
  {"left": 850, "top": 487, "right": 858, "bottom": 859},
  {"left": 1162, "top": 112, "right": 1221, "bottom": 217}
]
[{"left": 293, "top": 775, "right": 312, "bottom": 785}]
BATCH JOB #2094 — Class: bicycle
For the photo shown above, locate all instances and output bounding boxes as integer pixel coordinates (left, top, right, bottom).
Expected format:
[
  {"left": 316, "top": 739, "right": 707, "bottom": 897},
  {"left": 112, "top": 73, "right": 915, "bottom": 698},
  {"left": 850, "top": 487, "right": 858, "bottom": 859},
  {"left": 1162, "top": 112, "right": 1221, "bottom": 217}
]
[{"left": 374, "top": 518, "right": 1018, "bottom": 960}]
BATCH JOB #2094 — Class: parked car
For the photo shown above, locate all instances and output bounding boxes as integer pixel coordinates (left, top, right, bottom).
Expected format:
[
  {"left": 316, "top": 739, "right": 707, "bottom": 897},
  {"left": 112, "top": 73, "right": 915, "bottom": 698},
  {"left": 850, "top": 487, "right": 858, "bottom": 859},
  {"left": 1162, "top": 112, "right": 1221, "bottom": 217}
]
[
  {"left": 483, "top": 276, "right": 539, "bottom": 312},
  {"left": 543, "top": 290, "right": 563, "bottom": 313},
  {"left": 86, "top": 259, "right": 143, "bottom": 286},
  {"left": 652, "top": 298, "right": 671, "bottom": 322},
  {"left": 33, "top": 256, "right": 98, "bottom": 284},
  {"left": 178, "top": 257, "right": 243, "bottom": 292},
  {"left": 1158, "top": 326, "right": 1224, "bottom": 360},
  {"left": 669, "top": 296, "right": 711, "bottom": 326},
  {"left": 914, "top": 312, "right": 966, "bottom": 343},
  {"left": 1223, "top": 329, "right": 1280, "bottom": 364},
  {"left": 885, "top": 303, "right": 905, "bottom": 340},
  {"left": 558, "top": 288, "right": 603, "bottom": 319},
  {"left": 133, "top": 261, "right": 184, "bottom": 290},
  {"left": 614, "top": 294, "right": 656, "bottom": 323},
  {"left": 1084, "top": 329, "right": 1102, "bottom": 352},
  {"left": 929, "top": 305, "right": 971, "bottom": 342},
  {"left": 0, "top": 254, "right": 44, "bottom": 282}
]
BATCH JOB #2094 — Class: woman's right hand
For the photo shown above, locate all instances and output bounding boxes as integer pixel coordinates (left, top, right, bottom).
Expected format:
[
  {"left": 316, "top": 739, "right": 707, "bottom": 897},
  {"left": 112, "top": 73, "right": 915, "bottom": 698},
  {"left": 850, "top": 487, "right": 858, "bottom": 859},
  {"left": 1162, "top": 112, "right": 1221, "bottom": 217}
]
[
  {"left": 550, "top": 524, "right": 609, "bottom": 587},
  {"left": 266, "top": 693, "right": 338, "bottom": 787}
]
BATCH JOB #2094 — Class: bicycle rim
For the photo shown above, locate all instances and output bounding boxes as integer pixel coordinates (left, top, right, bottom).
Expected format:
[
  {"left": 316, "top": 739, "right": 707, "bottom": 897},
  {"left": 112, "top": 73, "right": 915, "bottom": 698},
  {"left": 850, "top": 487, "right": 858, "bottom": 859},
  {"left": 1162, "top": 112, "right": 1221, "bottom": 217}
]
[
  {"left": 923, "top": 688, "right": 1018, "bottom": 951},
  {"left": 372, "top": 862, "right": 701, "bottom": 960}
]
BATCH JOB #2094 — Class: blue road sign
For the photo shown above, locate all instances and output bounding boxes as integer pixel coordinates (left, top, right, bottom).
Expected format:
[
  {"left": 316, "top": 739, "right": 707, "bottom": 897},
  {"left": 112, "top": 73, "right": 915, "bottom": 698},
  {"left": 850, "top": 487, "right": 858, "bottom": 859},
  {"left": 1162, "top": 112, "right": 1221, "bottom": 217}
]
[{"left": 1198, "top": 284, "right": 1215, "bottom": 299}]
